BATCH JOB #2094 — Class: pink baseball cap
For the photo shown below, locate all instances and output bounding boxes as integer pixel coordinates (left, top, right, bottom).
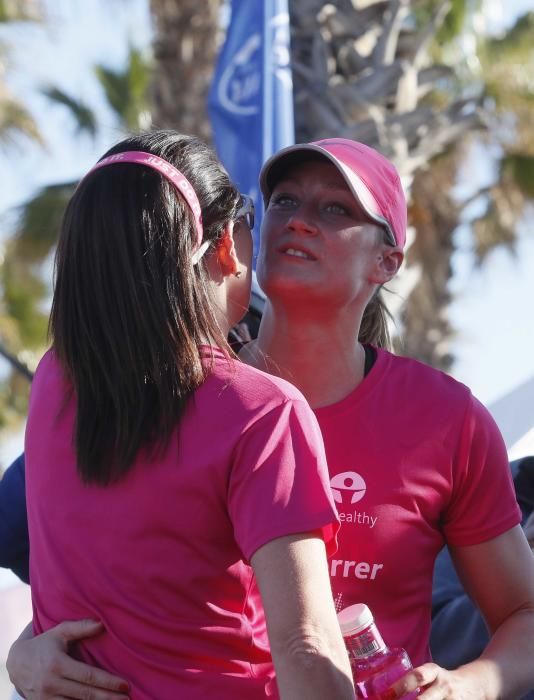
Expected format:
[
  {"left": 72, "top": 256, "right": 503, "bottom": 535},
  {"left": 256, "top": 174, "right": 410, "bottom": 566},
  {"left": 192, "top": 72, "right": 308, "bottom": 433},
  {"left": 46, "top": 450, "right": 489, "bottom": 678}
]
[{"left": 259, "top": 137, "right": 407, "bottom": 249}]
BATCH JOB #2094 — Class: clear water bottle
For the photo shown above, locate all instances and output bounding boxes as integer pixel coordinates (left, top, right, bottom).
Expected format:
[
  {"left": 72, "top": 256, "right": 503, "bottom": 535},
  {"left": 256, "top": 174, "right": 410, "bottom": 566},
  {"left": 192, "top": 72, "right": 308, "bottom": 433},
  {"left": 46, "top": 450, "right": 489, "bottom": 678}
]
[{"left": 337, "top": 603, "right": 419, "bottom": 700}]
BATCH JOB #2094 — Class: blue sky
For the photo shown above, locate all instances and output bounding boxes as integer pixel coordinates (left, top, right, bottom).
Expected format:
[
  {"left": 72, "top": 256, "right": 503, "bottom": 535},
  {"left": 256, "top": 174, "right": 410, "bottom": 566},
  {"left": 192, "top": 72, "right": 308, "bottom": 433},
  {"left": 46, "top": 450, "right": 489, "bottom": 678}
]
[{"left": 0, "top": 0, "right": 532, "bottom": 470}]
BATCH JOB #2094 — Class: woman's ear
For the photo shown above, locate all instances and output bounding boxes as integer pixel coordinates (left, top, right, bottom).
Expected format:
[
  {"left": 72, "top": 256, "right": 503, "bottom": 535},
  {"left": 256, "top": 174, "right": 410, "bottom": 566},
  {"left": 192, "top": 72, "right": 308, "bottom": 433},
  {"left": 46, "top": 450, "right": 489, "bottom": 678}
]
[
  {"left": 370, "top": 246, "right": 404, "bottom": 284},
  {"left": 215, "top": 221, "right": 239, "bottom": 278}
]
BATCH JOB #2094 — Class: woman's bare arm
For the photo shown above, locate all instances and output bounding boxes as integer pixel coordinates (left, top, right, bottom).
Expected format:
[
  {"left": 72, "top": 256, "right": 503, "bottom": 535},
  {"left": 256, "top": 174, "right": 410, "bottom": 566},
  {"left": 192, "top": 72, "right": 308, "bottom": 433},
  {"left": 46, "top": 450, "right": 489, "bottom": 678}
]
[
  {"left": 251, "top": 533, "right": 354, "bottom": 700},
  {"left": 395, "top": 525, "right": 534, "bottom": 700}
]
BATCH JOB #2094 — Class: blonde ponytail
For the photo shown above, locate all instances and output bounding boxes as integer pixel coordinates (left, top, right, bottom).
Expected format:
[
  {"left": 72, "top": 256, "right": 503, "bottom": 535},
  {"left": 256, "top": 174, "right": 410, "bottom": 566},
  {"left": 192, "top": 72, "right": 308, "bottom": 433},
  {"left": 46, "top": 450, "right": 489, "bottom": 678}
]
[{"left": 359, "top": 289, "right": 393, "bottom": 350}]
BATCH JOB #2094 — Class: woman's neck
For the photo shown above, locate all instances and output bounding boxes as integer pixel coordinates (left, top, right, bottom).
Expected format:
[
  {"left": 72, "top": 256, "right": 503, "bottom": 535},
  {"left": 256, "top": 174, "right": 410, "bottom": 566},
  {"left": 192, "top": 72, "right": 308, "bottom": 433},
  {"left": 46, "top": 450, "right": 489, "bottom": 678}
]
[{"left": 239, "top": 301, "right": 366, "bottom": 409}]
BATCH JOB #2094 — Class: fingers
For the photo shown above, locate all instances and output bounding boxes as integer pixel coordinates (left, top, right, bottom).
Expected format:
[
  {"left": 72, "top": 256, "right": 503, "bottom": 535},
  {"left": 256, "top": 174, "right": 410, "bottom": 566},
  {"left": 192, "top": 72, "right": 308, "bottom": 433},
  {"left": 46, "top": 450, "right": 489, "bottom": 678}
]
[
  {"left": 391, "top": 663, "right": 440, "bottom": 698},
  {"left": 47, "top": 677, "right": 128, "bottom": 699},
  {"left": 31, "top": 646, "right": 129, "bottom": 699},
  {"left": 54, "top": 620, "right": 105, "bottom": 644},
  {"left": 7, "top": 619, "right": 129, "bottom": 700},
  {"left": 32, "top": 657, "right": 129, "bottom": 699},
  {"left": 391, "top": 663, "right": 463, "bottom": 700},
  {"left": 62, "top": 656, "right": 129, "bottom": 694},
  {"left": 43, "top": 679, "right": 128, "bottom": 700}
]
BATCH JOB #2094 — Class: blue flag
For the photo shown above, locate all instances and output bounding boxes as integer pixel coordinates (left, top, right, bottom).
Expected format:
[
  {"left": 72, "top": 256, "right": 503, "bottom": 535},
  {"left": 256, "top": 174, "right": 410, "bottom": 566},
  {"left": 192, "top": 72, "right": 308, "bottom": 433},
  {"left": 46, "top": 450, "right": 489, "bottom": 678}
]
[{"left": 208, "top": 0, "right": 295, "bottom": 257}]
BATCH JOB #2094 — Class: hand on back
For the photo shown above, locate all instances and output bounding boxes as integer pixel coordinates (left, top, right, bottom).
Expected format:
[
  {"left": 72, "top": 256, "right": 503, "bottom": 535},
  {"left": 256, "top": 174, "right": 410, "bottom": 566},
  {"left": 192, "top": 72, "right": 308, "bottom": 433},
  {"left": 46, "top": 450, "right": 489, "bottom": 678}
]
[{"left": 7, "top": 620, "right": 129, "bottom": 700}]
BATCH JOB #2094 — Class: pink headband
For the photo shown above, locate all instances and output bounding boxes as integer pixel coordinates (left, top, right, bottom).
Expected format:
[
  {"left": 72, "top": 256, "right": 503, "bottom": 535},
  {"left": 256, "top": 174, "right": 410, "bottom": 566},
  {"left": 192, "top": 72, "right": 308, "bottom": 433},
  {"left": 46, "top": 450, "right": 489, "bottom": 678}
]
[{"left": 86, "top": 151, "right": 204, "bottom": 252}]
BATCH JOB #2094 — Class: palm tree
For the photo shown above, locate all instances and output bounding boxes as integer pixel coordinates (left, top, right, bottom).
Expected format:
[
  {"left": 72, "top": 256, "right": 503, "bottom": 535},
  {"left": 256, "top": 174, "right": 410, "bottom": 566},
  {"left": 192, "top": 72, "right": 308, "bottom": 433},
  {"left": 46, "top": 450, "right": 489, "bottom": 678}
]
[
  {"left": 147, "top": 0, "right": 507, "bottom": 370},
  {"left": 399, "top": 9, "right": 534, "bottom": 368},
  {"left": 0, "top": 42, "right": 152, "bottom": 425},
  {"left": 0, "top": 0, "right": 46, "bottom": 429},
  {"left": 469, "top": 12, "right": 534, "bottom": 260}
]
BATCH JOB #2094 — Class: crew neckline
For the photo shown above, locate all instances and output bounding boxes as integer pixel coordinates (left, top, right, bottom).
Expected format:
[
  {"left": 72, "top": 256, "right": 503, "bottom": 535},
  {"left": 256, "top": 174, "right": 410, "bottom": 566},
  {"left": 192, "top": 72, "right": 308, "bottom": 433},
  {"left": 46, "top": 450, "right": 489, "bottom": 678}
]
[{"left": 313, "top": 346, "right": 391, "bottom": 417}]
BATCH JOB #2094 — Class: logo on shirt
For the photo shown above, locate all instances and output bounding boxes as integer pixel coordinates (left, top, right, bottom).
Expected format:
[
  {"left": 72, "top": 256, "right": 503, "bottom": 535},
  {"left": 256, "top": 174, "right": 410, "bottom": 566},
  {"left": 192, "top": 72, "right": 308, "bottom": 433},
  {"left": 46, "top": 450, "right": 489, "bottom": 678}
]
[{"left": 330, "top": 471, "right": 367, "bottom": 505}]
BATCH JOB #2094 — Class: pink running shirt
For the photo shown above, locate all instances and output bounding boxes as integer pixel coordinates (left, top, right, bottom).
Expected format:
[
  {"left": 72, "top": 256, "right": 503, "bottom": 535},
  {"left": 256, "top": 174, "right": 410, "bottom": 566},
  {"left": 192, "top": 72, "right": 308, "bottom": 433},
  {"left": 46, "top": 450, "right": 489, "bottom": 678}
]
[
  {"left": 314, "top": 348, "right": 521, "bottom": 666},
  {"left": 26, "top": 349, "right": 339, "bottom": 700}
]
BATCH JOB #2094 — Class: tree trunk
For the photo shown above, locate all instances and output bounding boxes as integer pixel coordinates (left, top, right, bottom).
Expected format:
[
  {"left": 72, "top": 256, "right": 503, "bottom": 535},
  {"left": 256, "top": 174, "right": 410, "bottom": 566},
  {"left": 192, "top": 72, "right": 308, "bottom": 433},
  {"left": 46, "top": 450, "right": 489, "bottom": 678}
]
[
  {"left": 146, "top": 0, "right": 522, "bottom": 372},
  {"left": 148, "top": 0, "right": 221, "bottom": 141},
  {"left": 288, "top": 0, "right": 482, "bottom": 370},
  {"left": 397, "top": 149, "right": 462, "bottom": 371}
]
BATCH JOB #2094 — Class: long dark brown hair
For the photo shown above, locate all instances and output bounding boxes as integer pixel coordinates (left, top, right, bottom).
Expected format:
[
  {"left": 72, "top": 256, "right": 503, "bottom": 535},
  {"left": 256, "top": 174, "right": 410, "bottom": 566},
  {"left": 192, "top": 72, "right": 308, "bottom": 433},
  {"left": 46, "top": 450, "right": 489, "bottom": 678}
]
[{"left": 50, "top": 131, "right": 240, "bottom": 485}]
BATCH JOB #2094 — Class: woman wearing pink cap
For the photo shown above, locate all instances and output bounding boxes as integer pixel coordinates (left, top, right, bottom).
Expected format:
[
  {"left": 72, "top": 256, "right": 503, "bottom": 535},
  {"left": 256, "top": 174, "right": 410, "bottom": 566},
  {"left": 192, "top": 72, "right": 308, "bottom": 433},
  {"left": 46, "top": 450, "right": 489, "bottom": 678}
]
[
  {"left": 6, "top": 131, "right": 354, "bottom": 700},
  {"left": 240, "top": 137, "right": 534, "bottom": 699}
]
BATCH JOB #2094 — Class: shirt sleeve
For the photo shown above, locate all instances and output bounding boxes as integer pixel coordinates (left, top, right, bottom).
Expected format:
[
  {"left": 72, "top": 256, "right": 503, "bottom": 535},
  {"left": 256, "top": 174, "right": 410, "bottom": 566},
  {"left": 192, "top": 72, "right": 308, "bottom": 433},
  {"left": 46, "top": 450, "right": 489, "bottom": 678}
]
[
  {"left": 227, "top": 398, "right": 339, "bottom": 562},
  {"left": 0, "top": 453, "right": 30, "bottom": 583},
  {"left": 443, "top": 394, "right": 521, "bottom": 546}
]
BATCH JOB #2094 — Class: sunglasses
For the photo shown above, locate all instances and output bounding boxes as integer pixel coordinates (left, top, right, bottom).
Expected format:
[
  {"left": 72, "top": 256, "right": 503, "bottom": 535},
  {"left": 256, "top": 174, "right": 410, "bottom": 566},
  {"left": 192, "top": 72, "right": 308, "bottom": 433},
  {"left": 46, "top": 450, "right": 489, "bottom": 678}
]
[{"left": 235, "top": 194, "right": 255, "bottom": 230}]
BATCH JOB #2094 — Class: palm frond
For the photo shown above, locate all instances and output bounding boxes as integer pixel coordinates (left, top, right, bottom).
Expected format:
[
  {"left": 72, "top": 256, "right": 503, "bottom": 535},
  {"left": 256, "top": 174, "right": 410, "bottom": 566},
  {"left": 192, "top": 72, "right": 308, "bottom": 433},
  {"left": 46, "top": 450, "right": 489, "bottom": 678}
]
[
  {"left": 1, "top": 249, "right": 49, "bottom": 349},
  {"left": 41, "top": 86, "right": 98, "bottom": 137},
  {"left": 485, "top": 12, "right": 534, "bottom": 57},
  {"left": 471, "top": 180, "right": 526, "bottom": 262},
  {"left": 94, "top": 45, "right": 152, "bottom": 130},
  {"left": 94, "top": 64, "right": 131, "bottom": 125},
  {"left": 501, "top": 154, "right": 534, "bottom": 198},
  {"left": 0, "top": 96, "right": 44, "bottom": 148},
  {"left": 13, "top": 181, "right": 76, "bottom": 262}
]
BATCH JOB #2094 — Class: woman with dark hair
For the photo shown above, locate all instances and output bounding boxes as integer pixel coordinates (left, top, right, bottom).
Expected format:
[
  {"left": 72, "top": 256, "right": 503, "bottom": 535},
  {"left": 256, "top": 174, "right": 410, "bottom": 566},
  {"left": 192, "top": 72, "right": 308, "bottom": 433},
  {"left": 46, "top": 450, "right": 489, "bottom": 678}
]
[{"left": 6, "top": 131, "right": 354, "bottom": 700}]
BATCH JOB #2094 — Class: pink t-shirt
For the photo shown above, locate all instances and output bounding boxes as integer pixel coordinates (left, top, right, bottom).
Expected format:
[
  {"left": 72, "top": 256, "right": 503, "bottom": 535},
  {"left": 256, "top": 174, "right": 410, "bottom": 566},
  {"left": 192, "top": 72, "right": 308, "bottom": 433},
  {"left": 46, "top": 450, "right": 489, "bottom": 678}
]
[
  {"left": 26, "top": 349, "right": 339, "bottom": 700},
  {"left": 315, "top": 348, "right": 521, "bottom": 667}
]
